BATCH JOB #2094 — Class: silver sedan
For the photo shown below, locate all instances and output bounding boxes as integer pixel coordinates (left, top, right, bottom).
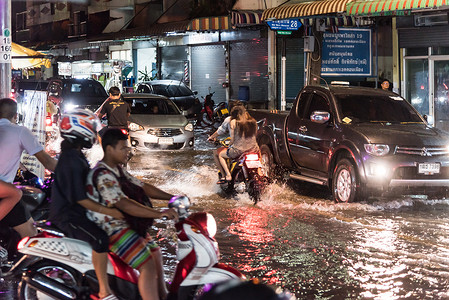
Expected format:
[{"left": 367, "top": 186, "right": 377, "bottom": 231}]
[{"left": 124, "top": 94, "right": 194, "bottom": 150}]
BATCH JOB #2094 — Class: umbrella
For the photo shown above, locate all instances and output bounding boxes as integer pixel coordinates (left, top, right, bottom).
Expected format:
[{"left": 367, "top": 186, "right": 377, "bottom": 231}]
[{"left": 12, "top": 42, "right": 51, "bottom": 69}]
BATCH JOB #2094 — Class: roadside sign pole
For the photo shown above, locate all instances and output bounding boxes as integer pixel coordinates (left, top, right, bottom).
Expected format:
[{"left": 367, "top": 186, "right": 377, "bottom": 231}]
[
  {"left": 0, "top": 0, "right": 11, "bottom": 99},
  {"left": 281, "top": 37, "right": 286, "bottom": 111}
]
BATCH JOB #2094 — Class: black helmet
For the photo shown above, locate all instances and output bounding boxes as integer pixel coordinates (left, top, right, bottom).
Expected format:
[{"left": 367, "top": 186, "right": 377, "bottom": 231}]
[{"left": 199, "top": 279, "right": 294, "bottom": 300}]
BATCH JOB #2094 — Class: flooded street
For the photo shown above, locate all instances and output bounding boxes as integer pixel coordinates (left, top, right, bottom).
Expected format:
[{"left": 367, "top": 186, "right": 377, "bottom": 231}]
[
  {"left": 130, "top": 127, "right": 449, "bottom": 299},
  {"left": 3, "top": 127, "right": 449, "bottom": 299}
]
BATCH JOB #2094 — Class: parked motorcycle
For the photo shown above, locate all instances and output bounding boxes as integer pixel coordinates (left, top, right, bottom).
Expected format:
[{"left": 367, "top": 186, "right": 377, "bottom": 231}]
[
  {"left": 199, "top": 91, "right": 229, "bottom": 127},
  {"left": 12, "top": 196, "right": 244, "bottom": 300},
  {"left": 216, "top": 139, "right": 268, "bottom": 204}
]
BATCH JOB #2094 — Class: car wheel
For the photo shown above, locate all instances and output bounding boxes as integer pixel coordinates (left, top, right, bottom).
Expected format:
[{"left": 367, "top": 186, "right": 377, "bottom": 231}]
[
  {"left": 332, "top": 158, "right": 358, "bottom": 203},
  {"left": 260, "top": 144, "right": 275, "bottom": 179}
]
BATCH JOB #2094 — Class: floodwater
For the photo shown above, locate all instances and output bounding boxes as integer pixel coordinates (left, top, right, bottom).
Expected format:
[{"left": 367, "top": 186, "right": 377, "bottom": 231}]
[
  {"left": 129, "top": 127, "right": 449, "bottom": 299},
  {"left": 3, "top": 126, "right": 449, "bottom": 299}
]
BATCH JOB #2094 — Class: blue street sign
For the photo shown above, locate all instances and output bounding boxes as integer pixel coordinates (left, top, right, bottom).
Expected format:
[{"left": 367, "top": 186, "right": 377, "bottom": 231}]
[{"left": 266, "top": 19, "right": 302, "bottom": 31}]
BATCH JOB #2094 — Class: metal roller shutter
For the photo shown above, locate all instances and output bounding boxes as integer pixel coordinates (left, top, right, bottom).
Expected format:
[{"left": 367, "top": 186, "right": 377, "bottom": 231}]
[
  {"left": 230, "top": 39, "right": 269, "bottom": 105},
  {"left": 191, "top": 45, "right": 227, "bottom": 104},
  {"left": 161, "top": 46, "right": 188, "bottom": 80},
  {"left": 399, "top": 26, "right": 449, "bottom": 48}
]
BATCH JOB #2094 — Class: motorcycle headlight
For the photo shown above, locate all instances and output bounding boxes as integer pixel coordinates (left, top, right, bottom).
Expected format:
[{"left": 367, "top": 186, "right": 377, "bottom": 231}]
[
  {"left": 129, "top": 122, "right": 144, "bottom": 132},
  {"left": 364, "top": 144, "right": 390, "bottom": 156},
  {"left": 184, "top": 123, "right": 193, "bottom": 132}
]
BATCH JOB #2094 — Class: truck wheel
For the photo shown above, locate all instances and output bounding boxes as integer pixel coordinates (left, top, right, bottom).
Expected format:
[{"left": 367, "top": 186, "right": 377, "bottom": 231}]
[
  {"left": 260, "top": 144, "right": 275, "bottom": 178},
  {"left": 332, "top": 158, "right": 357, "bottom": 203}
]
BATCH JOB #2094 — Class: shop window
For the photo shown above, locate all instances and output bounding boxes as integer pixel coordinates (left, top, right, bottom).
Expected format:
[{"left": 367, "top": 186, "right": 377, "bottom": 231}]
[
  {"left": 432, "top": 47, "right": 449, "bottom": 55},
  {"left": 405, "top": 48, "right": 428, "bottom": 56}
]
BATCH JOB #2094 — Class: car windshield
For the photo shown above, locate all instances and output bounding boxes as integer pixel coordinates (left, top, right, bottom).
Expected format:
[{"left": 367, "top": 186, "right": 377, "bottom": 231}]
[
  {"left": 335, "top": 94, "right": 424, "bottom": 124},
  {"left": 127, "top": 98, "right": 180, "bottom": 115}
]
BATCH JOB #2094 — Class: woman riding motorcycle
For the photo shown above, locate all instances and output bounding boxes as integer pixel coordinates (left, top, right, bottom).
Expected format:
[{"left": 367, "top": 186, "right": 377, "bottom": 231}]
[{"left": 216, "top": 106, "right": 259, "bottom": 184}]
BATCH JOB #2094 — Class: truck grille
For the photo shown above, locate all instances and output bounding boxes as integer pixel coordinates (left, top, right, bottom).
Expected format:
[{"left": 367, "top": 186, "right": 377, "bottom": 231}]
[
  {"left": 147, "top": 128, "right": 182, "bottom": 137},
  {"left": 393, "top": 166, "right": 449, "bottom": 180},
  {"left": 394, "top": 146, "right": 449, "bottom": 156}
]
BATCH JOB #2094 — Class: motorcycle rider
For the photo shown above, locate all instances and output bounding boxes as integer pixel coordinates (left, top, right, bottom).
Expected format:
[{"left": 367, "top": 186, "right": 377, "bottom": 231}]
[
  {"left": 0, "top": 98, "right": 57, "bottom": 239},
  {"left": 50, "top": 109, "right": 123, "bottom": 300},
  {"left": 96, "top": 86, "right": 130, "bottom": 133},
  {"left": 216, "top": 106, "right": 259, "bottom": 184},
  {"left": 86, "top": 128, "right": 178, "bottom": 300}
]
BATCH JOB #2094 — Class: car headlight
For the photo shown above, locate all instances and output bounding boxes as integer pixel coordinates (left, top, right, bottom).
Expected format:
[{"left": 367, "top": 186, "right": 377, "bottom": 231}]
[
  {"left": 364, "top": 144, "right": 390, "bottom": 156},
  {"left": 184, "top": 123, "right": 193, "bottom": 132},
  {"left": 129, "top": 122, "right": 144, "bottom": 131}
]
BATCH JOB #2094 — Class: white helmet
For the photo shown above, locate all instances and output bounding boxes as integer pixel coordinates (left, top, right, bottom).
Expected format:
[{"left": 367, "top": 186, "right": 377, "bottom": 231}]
[{"left": 59, "top": 109, "right": 100, "bottom": 148}]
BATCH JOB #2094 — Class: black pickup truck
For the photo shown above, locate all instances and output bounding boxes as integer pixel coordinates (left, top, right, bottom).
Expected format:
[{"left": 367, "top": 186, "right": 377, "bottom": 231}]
[{"left": 251, "top": 83, "right": 449, "bottom": 202}]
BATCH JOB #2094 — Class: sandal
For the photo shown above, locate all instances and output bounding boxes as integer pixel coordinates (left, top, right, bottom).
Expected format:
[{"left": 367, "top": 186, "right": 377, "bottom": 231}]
[{"left": 216, "top": 178, "right": 227, "bottom": 184}]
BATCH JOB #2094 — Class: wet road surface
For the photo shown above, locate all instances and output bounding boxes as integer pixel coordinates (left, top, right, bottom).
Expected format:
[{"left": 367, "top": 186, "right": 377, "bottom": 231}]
[{"left": 3, "top": 126, "right": 449, "bottom": 299}]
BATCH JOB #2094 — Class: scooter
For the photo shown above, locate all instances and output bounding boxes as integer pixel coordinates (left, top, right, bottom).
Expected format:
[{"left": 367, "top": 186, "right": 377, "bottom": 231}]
[
  {"left": 12, "top": 196, "right": 244, "bottom": 300},
  {"left": 216, "top": 140, "right": 268, "bottom": 204},
  {"left": 0, "top": 168, "right": 53, "bottom": 269},
  {"left": 199, "top": 92, "right": 229, "bottom": 127}
]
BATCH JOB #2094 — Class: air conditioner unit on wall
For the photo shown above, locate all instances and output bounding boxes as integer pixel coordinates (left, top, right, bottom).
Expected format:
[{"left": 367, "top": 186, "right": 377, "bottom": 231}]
[{"left": 414, "top": 13, "right": 448, "bottom": 26}]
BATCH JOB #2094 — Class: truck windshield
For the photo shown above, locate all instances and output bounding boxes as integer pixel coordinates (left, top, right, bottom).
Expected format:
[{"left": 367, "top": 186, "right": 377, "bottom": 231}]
[{"left": 335, "top": 94, "right": 424, "bottom": 124}]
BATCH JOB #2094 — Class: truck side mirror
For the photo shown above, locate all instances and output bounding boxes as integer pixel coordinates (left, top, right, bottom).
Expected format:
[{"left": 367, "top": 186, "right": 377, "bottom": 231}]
[{"left": 310, "top": 111, "right": 330, "bottom": 124}]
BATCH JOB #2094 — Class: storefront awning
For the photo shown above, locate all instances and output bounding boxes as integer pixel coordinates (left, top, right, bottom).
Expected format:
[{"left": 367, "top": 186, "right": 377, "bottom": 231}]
[
  {"left": 12, "top": 42, "right": 51, "bottom": 69},
  {"left": 188, "top": 16, "right": 230, "bottom": 31},
  {"left": 262, "top": 0, "right": 353, "bottom": 21},
  {"left": 347, "top": 0, "right": 449, "bottom": 16},
  {"left": 231, "top": 10, "right": 263, "bottom": 26}
]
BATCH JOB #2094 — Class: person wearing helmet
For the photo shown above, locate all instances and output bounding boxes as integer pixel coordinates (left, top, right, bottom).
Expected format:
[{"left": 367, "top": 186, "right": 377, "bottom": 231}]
[
  {"left": 50, "top": 109, "right": 123, "bottom": 300},
  {"left": 0, "top": 98, "right": 57, "bottom": 239}
]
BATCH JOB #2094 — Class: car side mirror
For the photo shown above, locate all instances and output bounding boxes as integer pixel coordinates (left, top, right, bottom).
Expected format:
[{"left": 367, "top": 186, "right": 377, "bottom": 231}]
[
  {"left": 181, "top": 110, "right": 188, "bottom": 116},
  {"left": 310, "top": 111, "right": 330, "bottom": 124},
  {"left": 193, "top": 91, "right": 198, "bottom": 95},
  {"left": 423, "top": 114, "right": 434, "bottom": 126}
]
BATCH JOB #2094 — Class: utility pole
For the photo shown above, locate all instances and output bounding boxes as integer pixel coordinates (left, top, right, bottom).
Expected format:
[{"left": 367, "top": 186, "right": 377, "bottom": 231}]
[{"left": 0, "top": 0, "right": 11, "bottom": 98}]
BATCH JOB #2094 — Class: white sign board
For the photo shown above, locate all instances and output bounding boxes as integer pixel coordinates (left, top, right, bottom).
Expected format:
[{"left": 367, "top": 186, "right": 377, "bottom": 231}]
[
  {"left": 21, "top": 90, "right": 47, "bottom": 179},
  {"left": 58, "top": 62, "right": 72, "bottom": 76},
  {"left": 0, "top": 28, "right": 11, "bottom": 63}
]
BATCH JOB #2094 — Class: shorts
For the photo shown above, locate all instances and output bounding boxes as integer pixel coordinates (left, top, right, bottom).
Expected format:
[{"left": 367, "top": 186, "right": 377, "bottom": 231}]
[
  {"left": 226, "top": 146, "right": 242, "bottom": 159},
  {"left": 109, "top": 227, "right": 159, "bottom": 270},
  {"left": 0, "top": 200, "right": 30, "bottom": 228},
  {"left": 56, "top": 217, "right": 109, "bottom": 253}
]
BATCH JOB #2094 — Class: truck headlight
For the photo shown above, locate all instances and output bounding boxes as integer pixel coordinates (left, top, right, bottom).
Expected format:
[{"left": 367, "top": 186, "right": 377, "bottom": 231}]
[
  {"left": 184, "top": 123, "right": 193, "bottom": 132},
  {"left": 364, "top": 144, "right": 390, "bottom": 156},
  {"left": 129, "top": 122, "right": 144, "bottom": 131}
]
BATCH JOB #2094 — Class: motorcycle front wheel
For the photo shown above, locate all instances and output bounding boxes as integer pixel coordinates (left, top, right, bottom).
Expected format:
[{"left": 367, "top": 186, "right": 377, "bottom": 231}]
[{"left": 18, "top": 260, "right": 82, "bottom": 300}]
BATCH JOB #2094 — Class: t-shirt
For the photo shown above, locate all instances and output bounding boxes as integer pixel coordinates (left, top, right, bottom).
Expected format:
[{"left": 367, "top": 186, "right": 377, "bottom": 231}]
[
  {"left": 99, "top": 97, "right": 131, "bottom": 128},
  {"left": 217, "top": 116, "right": 231, "bottom": 136},
  {"left": 86, "top": 161, "right": 144, "bottom": 235},
  {"left": 0, "top": 118, "right": 44, "bottom": 183},
  {"left": 49, "top": 147, "right": 89, "bottom": 224}
]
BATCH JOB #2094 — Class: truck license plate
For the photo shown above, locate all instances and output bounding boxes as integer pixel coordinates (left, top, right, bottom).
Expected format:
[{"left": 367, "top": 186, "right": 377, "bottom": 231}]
[
  {"left": 158, "top": 137, "right": 174, "bottom": 145},
  {"left": 418, "top": 163, "right": 440, "bottom": 174}
]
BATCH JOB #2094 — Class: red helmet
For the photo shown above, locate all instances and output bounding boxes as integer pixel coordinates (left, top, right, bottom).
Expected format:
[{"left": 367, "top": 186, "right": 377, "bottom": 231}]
[{"left": 59, "top": 109, "right": 100, "bottom": 148}]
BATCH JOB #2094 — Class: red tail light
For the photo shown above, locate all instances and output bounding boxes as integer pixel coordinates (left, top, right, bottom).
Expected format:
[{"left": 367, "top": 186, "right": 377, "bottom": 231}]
[
  {"left": 245, "top": 154, "right": 259, "bottom": 161},
  {"left": 17, "top": 237, "right": 30, "bottom": 250},
  {"left": 45, "top": 116, "right": 52, "bottom": 126},
  {"left": 121, "top": 129, "right": 128, "bottom": 135}
]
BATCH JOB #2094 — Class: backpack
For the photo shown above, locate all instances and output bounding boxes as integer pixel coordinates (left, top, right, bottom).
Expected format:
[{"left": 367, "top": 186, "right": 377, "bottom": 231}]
[{"left": 92, "top": 166, "right": 153, "bottom": 237}]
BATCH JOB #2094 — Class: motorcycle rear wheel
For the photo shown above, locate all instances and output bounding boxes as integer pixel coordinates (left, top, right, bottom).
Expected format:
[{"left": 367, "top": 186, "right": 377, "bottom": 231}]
[
  {"left": 18, "top": 260, "right": 82, "bottom": 300},
  {"left": 201, "top": 113, "right": 214, "bottom": 126}
]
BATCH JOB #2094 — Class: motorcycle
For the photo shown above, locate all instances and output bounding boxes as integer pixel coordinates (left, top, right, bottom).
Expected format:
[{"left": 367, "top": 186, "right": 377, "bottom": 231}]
[
  {"left": 199, "top": 92, "right": 229, "bottom": 127},
  {"left": 12, "top": 196, "right": 244, "bottom": 300},
  {"left": 215, "top": 139, "right": 268, "bottom": 204},
  {"left": 0, "top": 168, "right": 53, "bottom": 269}
]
